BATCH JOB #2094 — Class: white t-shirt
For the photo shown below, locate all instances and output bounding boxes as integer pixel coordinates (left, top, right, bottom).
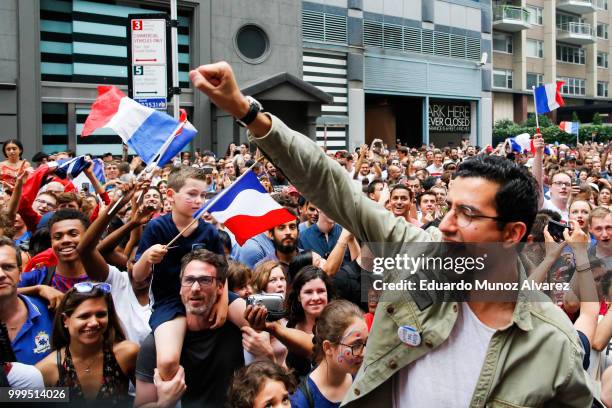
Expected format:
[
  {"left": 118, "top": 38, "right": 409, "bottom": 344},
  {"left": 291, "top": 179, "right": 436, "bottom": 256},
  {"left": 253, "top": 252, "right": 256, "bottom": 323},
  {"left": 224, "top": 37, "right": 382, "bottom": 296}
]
[
  {"left": 7, "top": 362, "right": 44, "bottom": 388},
  {"left": 106, "top": 265, "right": 152, "bottom": 345},
  {"left": 393, "top": 303, "right": 495, "bottom": 407},
  {"left": 426, "top": 164, "right": 444, "bottom": 177},
  {"left": 542, "top": 199, "right": 569, "bottom": 222}
]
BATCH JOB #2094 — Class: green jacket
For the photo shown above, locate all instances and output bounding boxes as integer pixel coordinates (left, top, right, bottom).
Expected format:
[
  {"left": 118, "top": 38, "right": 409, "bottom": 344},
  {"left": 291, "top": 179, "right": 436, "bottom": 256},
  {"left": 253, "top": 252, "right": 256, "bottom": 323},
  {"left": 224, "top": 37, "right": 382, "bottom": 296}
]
[{"left": 248, "top": 115, "right": 593, "bottom": 407}]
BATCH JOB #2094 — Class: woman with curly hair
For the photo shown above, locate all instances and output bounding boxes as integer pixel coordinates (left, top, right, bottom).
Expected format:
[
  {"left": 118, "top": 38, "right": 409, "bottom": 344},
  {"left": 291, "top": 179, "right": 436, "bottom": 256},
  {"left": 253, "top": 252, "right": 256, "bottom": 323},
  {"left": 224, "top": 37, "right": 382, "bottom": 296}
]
[{"left": 227, "top": 360, "right": 296, "bottom": 408}]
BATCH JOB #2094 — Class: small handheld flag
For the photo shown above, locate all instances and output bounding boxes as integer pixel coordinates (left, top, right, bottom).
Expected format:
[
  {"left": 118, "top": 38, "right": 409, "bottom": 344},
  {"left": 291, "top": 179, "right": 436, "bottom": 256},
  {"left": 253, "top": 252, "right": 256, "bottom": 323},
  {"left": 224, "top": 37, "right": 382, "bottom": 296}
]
[
  {"left": 559, "top": 121, "right": 579, "bottom": 135},
  {"left": 82, "top": 86, "right": 196, "bottom": 167},
  {"left": 194, "top": 170, "right": 296, "bottom": 245},
  {"left": 534, "top": 82, "right": 565, "bottom": 115},
  {"left": 53, "top": 156, "right": 91, "bottom": 179}
]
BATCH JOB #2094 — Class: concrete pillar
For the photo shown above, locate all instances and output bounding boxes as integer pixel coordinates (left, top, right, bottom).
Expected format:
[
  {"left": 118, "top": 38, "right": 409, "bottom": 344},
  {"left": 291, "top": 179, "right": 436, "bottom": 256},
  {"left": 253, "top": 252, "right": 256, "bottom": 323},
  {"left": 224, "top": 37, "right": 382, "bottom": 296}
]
[
  {"left": 543, "top": 0, "right": 557, "bottom": 84},
  {"left": 480, "top": 94, "right": 493, "bottom": 146},
  {"left": 513, "top": 94, "right": 528, "bottom": 123},
  {"left": 513, "top": 30, "right": 527, "bottom": 91},
  {"left": 348, "top": 86, "right": 364, "bottom": 151},
  {"left": 585, "top": 11, "right": 597, "bottom": 97},
  {"left": 423, "top": 96, "right": 429, "bottom": 146}
]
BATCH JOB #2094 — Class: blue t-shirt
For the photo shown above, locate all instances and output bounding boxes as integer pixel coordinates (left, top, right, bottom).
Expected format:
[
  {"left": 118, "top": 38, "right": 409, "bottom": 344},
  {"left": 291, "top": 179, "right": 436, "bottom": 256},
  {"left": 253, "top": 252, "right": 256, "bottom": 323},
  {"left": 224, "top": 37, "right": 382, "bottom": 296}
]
[
  {"left": 12, "top": 295, "right": 54, "bottom": 365},
  {"left": 135, "top": 213, "right": 224, "bottom": 305},
  {"left": 235, "top": 232, "right": 274, "bottom": 269},
  {"left": 290, "top": 377, "right": 341, "bottom": 408}
]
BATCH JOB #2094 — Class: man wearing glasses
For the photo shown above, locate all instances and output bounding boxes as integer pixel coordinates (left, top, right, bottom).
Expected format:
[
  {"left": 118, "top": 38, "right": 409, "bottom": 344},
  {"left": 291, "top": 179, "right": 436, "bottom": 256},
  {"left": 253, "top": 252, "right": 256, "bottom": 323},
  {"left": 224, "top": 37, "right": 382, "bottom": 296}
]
[
  {"left": 190, "top": 62, "right": 593, "bottom": 406},
  {"left": 134, "top": 249, "right": 243, "bottom": 408}
]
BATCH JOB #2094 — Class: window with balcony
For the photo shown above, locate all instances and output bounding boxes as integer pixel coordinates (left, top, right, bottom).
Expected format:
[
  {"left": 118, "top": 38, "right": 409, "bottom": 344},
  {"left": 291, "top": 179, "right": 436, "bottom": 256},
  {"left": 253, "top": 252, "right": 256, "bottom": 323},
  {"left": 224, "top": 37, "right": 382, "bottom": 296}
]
[
  {"left": 596, "top": 0, "right": 608, "bottom": 11},
  {"left": 559, "top": 77, "right": 586, "bottom": 95},
  {"left": 527, "top": 73, "right": 544, "bottom": 89},
  {"left": 527, "top": 39, "right": 544, "bottom": 58},
  {"left": 557, "top": 44, "right": 586, "bottom": 64},
  {"left": 556, "top": 13, "right": 583, "bottom": 29},
  {"left": 598, "top": 81, "right": 609, "bottom": 97},
  {"left": 526, "top": 5, "right": 543, "bottom": 25},
  {"left": 598, "top": 52, "right": 609, "bottom": 68},
  {"left": 597, "top": 23, "right": 609, "bottom": 39},
  {"left": 494, "top": 69, "right": 513, "bottom": 88},
  {"left": 493, "top": 33, "right": 513, "bottom": 53}
]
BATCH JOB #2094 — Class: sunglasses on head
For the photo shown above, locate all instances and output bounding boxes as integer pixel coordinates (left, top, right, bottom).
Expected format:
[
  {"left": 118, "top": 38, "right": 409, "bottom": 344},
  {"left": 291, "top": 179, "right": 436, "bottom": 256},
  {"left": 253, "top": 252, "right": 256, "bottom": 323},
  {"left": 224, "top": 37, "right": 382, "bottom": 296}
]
[{"left": 74, "top": 282, "right": 112, "bottom": 294}]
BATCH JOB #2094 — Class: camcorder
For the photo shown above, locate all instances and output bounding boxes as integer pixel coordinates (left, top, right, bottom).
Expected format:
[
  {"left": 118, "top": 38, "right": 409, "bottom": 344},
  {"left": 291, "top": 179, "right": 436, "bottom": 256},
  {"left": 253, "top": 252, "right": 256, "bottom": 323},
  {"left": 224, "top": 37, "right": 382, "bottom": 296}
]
[{"left": 246, "top": 293, "right": 285, "bottom": 321}]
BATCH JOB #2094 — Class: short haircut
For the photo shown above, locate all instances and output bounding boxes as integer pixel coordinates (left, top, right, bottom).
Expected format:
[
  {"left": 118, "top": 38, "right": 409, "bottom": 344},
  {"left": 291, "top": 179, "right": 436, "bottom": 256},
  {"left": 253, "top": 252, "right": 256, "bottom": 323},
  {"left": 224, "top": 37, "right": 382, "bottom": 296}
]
[
  {"left": 227, "top": 361, "right": 296, "bottom": 408},
  {"left": 0, "top": 235, "right": 21, "bottom": 270},
  {"left": 227, "top": 260, "right": 252, "bottom": 292},
  {"left": 48, "top": 209, "right": 90, "bottom": 231},
  {"left": 167, "top": 166, "right": 207, "bottom": 192},
  {"left": 56, "top": 192, "right": 82, "bottom": 207},
  {"left": 367, "top": 179, "right": 384, "bottom": 196},
  {"left": 390, "top": 184, "right": 411, "bottom": 200},
  {"left": 0, "top": 213, "right": 15, "bottom": 239},
  {"left": 417, "top": 190, "right": 437, "bottom": 205},
  {"left": 590, "top": 206, "right": 611, "bottom": 223},
  {"left": 456, "top": 155, "right": 539, "bottom": 242},
  {"left": 179, "top": 249, "right": 228, "bottom": 282}
]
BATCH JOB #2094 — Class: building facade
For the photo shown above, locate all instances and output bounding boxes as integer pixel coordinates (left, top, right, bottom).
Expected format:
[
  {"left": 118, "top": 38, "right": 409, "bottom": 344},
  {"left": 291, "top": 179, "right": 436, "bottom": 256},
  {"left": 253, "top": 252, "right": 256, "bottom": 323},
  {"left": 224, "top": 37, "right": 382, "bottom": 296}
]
[
  {"left": 492, "top": 0, "right": 612, "bottom": 126},
  {"left": 2, "top": 0, "right": 493, "bottom": 158}
]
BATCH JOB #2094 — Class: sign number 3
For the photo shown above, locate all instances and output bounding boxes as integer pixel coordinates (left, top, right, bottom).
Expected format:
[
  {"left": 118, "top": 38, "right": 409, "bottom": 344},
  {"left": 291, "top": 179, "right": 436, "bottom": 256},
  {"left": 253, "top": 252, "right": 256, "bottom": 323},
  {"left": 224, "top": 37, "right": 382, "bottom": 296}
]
[{"left": 132, "top": 20, "right": 142, "bottom": 30}]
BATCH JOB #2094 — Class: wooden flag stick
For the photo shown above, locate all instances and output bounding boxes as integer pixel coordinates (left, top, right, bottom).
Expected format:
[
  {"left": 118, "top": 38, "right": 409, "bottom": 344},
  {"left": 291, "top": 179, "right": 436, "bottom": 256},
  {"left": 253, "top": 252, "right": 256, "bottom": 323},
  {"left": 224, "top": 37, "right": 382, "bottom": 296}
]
[{"left": 165, "top": 155, "right": 266, "bottom": 247}]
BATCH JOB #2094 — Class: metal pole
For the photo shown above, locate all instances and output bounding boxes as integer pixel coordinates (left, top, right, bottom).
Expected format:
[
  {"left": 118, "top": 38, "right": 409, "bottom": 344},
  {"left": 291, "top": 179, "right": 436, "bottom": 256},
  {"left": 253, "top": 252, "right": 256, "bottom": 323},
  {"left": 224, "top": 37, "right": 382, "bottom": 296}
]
[{"left": 171, "top": 0, "right": 180, "bottom": 119}]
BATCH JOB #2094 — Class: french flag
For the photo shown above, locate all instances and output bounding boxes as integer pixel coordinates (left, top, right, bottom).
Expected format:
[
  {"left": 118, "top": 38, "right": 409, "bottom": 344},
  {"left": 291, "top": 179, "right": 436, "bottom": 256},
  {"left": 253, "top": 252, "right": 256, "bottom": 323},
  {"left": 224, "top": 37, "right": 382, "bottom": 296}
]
[
  {"left": 195, "top": 170, "right": 296, "bottom": 245},
  {"left": 508, "top": 133, "right": 551, "bottom": 155},
  {"left": 81, "top": 86, "right": 196, "bottom": 166},
  {"left": 559, "top": 121, "right": 579, "bottom": 135},
  {"left": 54, "top": 156, "right": 91, "bottom": 179},
  {"left": 534, "top": 82, "right": 565, "bottom": 114}
]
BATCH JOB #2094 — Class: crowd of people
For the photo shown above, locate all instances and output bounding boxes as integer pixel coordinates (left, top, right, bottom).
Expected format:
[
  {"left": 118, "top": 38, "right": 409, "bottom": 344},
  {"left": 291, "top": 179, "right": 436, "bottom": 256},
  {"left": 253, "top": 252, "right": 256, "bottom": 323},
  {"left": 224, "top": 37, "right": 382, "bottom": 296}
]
[{"left": 0, "top": 60, "right": 611, "bottom": 407}]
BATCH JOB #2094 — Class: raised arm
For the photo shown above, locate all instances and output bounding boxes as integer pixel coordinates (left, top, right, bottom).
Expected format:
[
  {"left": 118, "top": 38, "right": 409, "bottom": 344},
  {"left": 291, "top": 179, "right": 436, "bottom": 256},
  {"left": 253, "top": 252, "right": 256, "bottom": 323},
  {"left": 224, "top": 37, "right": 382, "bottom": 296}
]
[
  {"left": 532, "top": 134, "right": 545, "bottom": 209},
  {"left": 190, "top": 62, "right": 434, "bottom": 251}
]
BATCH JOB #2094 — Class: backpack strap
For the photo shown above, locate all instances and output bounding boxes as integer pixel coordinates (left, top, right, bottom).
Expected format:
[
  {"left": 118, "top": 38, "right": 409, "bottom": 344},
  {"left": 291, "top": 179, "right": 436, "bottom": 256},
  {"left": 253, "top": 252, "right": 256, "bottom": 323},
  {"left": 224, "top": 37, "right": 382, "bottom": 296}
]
[
  {"left": 298, "top": 375, "right": 314, "bottom": 408},
  {"left": 42, "top": 266, "right": 56, "bottom": 287}
]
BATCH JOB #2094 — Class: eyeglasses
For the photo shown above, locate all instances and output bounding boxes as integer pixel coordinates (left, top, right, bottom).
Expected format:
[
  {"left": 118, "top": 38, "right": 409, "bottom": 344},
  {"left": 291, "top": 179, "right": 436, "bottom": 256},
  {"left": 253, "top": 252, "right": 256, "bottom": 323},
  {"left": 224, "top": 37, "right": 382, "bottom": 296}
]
[
  {"left": 74, "top": 282, "right": 112, "bottom": 294},
  {"left": 446, "top": 204, "right": 504, "bottom": 228},
  {"left": 35, "top": 198, "right": 56, "bottom": 208},
  {"left": 552, "top": 181, "right": 571, "bottom": 188},
  {"left": 181, "top": 276, "right": 217, "bottom": 287},
  {"left": 338, "top": 341, "right": 367, "bottom": 356}
]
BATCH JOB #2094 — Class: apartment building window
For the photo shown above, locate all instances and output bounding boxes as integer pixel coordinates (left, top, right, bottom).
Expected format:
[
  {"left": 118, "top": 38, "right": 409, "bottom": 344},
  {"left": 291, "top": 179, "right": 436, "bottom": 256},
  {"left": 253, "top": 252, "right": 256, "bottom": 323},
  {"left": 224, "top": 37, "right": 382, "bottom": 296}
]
[
  {"left": 526, "top": 39, "right": 544, "bottom": 58},
  {"left": 596, "top": 0, "right": 608, "bottom": 10},
  {"left": 598, "top": 52, "right": 609, "bottom": 68},
  {"left": 493, "top": 33, "right": 513, "bottom": 54},
  {"left": 526, "top": 5, "right": 543, "bottom": 25},
  {"left": 527, "top": 73, "right": 544, "bottom": 89},
  {"left": 494, "top": 69, "right": 513, "bottom": 88},
  {"left": 597, "top": 23, "right": 609, "bottom": 39},
  {"left": 598, "top": 81, "right": 609, "bottom": 97},
  {"left": 559, "top": 77, "right": 586, "bottom": 95},
  {"left": 557, "top": 44, "right": 586, "bottom": 64},
  {"left": 557, "top": 13, "right": 583, "bottom": 28}
]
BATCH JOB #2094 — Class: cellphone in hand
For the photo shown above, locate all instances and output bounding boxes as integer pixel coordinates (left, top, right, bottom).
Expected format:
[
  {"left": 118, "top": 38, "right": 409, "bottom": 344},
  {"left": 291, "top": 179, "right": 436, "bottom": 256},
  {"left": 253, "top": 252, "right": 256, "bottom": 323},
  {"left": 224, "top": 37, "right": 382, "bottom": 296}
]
[
  {"left": 81, "top": 182, "right": 90, "bottom": 192},
  {"left": 548, "top": 220, "right": 569, "bottom": 242}
]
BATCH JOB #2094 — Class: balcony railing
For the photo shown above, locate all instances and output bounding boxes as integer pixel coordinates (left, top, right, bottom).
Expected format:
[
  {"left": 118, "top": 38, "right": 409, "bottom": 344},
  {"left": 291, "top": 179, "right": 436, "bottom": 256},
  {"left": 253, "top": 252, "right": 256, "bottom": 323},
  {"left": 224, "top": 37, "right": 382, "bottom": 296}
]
[
  {"left": 558, "top": 22, "right": 595, "bottom": 36},
  {"left": 557, "top": 0, "right": 597, "bottom": 14},
  {"left": 493, "top": 5, "right": 530, "bottom": 23}
]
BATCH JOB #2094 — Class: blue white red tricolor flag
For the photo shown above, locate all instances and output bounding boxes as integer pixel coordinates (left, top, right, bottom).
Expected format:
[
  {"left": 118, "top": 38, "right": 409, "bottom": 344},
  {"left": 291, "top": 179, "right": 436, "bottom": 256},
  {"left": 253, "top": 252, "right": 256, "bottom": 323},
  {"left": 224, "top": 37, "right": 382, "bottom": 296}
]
[
  {"left": 507, "top": 133, "right": 551, "bottom": 155},
  {"left": 81, "top": 86, "right": 196, "bottom": 167},
  {"left": 194, "top": 170, "right": 296, "bottom": 245},
  {"left": 559, "top": 121, "right": 580, "bottom": 135},
  {"left": 54, "top": 156, "right": 91, "bottom": 179},
  {"left": 534, "top": 82, "right": 565, "bottom": 114}
]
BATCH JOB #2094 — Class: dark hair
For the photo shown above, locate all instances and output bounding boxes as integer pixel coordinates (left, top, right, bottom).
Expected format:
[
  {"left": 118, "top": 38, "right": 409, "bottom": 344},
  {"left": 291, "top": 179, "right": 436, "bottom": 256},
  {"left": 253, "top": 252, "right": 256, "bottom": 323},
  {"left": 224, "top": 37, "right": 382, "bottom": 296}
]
[
  {"left": 455, "top": 156, "right": 538, "bottom": 242},
  {"left": 227, "top": 361, "right": 296, "bottom": 408},
  {"left": 0, "top": 214, "right": 15, "bottom": 240},
  {"left": 28, "top": 228, "right": 51, "bottom": 256},
  {"left": 421, "top": 176, "right": 438, "bottom": 191},
  {"left": 287, "top": 251, "right": 313, "bottom": 281},
  {"left": 390, "top": 184, "right": 411, "bottom": 200},
  {"left": 312, "top": 300, "right": 363, "bottom": 363},
  {"left": 602, "top": 271, "right": 612, "bottom": 300},
  {"left": 180, "top": 249, "right": 228, "bottom": 282},
  {"left": 417, "top": 190, "right": 436, "bottom": 206},
  {"left": 48, "top": 209, "right": 90, "bottom": 231},
  {"left": 227, "top": 260, "right": 252, "bottom": 292},
  {"left": 286, "top": 266, "right": 336, "bottom": 327},
  {"left": 52, "top": 286, "right": 125, "bottom": 350},
  {"left": 2, "top": 139, "right": 23, "bottom": 159},
  {"left": 0, "top": 235, "right": 21, "bottom": 271},
  {"left": 367, "top": 179, "right": 384, "bottom": 197},
  {"left": 56, "top": 192, "right": 82, "bottom": 208},
  {"left": 217, "top": 229, "right": 232, "bottom": 254}
]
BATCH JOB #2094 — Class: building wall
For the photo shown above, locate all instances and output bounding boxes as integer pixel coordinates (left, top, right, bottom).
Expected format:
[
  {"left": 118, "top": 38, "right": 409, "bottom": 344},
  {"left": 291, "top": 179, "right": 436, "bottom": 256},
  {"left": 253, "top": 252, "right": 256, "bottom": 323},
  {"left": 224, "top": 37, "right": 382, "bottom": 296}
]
[
  {"left": 493, "top": 92, "right": 514, "bottom": 122},
  {"left": 0, "top": 0, "right": 18, "bottom": 139}
]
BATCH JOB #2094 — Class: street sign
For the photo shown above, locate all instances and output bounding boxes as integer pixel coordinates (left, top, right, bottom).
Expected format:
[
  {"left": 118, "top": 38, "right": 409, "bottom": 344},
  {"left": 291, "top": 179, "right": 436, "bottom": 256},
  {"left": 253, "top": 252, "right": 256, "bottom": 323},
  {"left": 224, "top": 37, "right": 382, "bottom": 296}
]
[
  {"left": 127, "top": 14, "right": 172, "bottom": 109},
  {"left": 131, "top": 19, "right": 166, "bottom": 65}
]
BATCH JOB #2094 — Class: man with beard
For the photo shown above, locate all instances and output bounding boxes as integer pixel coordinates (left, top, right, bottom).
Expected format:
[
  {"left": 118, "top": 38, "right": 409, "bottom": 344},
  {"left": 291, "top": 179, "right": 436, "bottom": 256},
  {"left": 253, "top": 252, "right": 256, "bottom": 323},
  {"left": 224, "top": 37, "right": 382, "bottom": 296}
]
[
  {"left": 190, "top": 61, "right": 593, "bottom": 407},
  {"left": 135, "top": 249, "right": 243, "bottom": 408},
  {"left": 255, "top": 212, "right": 300, "bottom": 274}
]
